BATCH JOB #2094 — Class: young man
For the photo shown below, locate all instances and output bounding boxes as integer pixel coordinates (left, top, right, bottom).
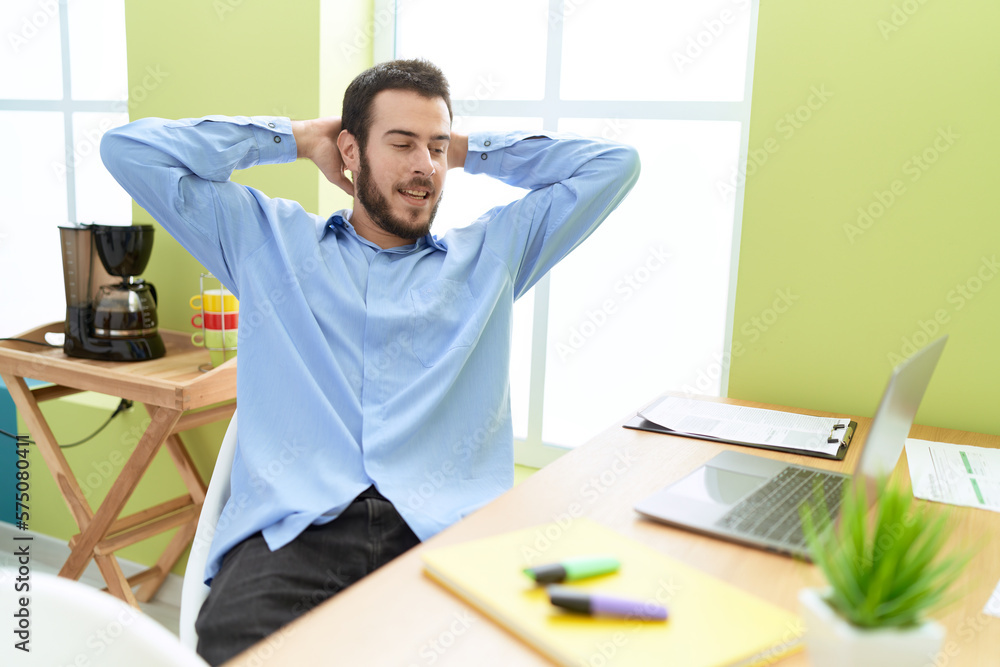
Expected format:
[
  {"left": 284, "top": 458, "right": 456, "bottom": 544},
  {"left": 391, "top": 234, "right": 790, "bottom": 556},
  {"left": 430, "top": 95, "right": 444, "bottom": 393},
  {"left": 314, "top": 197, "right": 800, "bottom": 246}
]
[{"left": 101, "top": 59, "right": 639, "bottom": 664}]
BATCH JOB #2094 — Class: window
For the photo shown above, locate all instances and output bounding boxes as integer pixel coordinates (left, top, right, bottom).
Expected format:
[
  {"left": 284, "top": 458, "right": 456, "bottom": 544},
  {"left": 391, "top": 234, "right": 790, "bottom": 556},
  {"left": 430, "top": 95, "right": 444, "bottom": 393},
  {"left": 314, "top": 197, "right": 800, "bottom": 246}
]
[
  {"left": 0, "top": 0, "right": 131, "bottom": 338},
  {"left": 389, "top": 0, "right": 760, "bottom": 465}
]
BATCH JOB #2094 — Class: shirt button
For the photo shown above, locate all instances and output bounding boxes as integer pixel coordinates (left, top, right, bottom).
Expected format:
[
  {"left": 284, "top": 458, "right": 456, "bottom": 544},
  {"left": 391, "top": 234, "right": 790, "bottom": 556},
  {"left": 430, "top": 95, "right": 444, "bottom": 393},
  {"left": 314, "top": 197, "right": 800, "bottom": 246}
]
[
  {"left": 480, "top": 154, "right": 487, "bottom": 160},
  {"left": 267, "top": 122, "right": 276, "bottom": 128},
  {"left": 484, "top": 140, "right": 491, "bottom": 147},
  {"left": 274, "top": 136, "right": 281, "bottom": 143}
]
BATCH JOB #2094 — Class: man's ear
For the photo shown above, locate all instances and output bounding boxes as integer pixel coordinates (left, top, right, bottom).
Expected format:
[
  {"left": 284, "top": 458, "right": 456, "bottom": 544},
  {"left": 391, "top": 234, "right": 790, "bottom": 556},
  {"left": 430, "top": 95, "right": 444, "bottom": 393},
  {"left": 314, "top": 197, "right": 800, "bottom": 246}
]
[{"left": 338, "top": 129, "right": 361, "bottom": 173}]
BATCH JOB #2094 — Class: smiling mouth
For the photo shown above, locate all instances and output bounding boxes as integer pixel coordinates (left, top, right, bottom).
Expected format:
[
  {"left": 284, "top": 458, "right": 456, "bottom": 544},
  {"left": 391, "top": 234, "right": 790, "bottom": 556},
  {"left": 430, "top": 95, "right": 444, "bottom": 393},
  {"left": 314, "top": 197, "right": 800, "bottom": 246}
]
[{"left": 398, "top": 188, "right": 429, "bottom": 201}]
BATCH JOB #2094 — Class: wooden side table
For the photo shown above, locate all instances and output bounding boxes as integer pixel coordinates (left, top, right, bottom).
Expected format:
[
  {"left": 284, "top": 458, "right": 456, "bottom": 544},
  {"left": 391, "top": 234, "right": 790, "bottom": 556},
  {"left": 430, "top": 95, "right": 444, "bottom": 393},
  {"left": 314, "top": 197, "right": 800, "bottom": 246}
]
[{"left": 0, "top": 322, "right": 236, "bottom": 607}]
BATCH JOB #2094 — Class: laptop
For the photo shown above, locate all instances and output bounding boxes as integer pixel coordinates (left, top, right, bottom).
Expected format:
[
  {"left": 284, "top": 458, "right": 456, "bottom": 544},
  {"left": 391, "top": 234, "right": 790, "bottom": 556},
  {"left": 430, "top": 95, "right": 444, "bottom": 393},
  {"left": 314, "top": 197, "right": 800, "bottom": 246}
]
[{"left": 634, "top": 335, "right": 948, "bottom": 559}]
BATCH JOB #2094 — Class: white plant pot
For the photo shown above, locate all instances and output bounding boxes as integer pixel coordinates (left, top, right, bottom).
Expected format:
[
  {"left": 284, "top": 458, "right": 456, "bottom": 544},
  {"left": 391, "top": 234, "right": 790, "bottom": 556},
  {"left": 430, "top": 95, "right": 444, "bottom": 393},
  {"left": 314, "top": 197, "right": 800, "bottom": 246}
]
[{"left": 798, "top": 588, "right": 945, "bottom": 667}]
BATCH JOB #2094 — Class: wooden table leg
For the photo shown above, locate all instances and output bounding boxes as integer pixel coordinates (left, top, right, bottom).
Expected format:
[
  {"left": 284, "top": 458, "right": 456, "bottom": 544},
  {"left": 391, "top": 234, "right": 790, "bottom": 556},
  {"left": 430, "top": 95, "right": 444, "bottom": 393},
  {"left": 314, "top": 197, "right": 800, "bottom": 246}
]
[
  {"left": 134, "top": 518, "right": 200, "bottom": 603},
  {"left": 4, "top": 373, "right": 226, "bottom": 605},
  {"left": 1, "top": 375, "right": 93, "bottom": 529},
  {"left": 125, "top": 433, "right": 210, "bottom": 602},
  {"left": 94, "top": 553, "right": 140, "bottom": 607},
  {"left": 59, "top": 404, "right": 183, "bottom": 591},
  {"left": 164, "top": 433, "right": 208, "bottom": 504}
]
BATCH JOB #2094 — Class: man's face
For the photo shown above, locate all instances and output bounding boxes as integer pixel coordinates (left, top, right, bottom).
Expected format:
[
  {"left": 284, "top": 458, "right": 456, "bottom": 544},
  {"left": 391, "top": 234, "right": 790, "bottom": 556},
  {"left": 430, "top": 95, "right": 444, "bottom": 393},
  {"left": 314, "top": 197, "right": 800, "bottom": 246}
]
[{"left": 348, "top": 89, "right": 451, "bottom": 246}]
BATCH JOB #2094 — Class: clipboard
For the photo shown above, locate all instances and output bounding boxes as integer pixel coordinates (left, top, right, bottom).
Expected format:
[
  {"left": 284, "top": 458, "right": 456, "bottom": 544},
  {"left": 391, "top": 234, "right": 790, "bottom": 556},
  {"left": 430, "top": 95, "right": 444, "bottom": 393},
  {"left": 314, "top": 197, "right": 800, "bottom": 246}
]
[{"left": 623, "top": 396, "right": 856, "bottom": 461}]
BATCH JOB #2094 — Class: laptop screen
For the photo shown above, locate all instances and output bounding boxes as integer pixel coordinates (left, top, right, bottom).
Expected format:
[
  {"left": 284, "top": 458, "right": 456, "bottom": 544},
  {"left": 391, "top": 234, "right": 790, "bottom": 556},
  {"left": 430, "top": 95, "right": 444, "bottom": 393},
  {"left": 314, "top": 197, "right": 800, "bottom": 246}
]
[{"left": 857, "top": 336, "right": 947, "bottom": 481}]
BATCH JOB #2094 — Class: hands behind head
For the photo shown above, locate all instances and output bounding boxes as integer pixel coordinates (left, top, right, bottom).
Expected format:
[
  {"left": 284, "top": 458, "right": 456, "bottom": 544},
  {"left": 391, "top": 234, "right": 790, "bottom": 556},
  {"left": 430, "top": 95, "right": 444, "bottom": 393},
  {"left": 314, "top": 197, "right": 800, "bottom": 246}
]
[{"left": 291, "top": 117, "right": 354, "bottom": 197}]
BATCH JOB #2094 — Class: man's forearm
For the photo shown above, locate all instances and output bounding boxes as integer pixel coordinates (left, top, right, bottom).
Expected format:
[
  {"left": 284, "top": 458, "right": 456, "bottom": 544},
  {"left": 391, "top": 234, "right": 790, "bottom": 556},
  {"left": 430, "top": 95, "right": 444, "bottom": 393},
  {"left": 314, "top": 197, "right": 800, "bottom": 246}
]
[{"left": 100, "top": 115, "right": 299, "bottom": 291}]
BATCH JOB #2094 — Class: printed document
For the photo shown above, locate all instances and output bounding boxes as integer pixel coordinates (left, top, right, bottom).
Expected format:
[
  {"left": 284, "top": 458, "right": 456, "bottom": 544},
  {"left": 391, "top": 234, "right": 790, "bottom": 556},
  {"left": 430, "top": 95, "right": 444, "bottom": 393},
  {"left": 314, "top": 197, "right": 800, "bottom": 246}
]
[{"left": 905, "top": 438, "right": 1000, "bottom": 513}]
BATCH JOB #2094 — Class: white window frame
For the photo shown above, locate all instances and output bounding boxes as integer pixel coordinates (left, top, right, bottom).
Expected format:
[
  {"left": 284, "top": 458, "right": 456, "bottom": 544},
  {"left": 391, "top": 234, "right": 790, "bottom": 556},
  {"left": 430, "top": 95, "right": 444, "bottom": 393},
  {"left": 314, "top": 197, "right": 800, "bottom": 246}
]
[
  {"left": 380, "top": 0, "right": 760, "bottom": 467},
  {"left": 0, "top": 0, "right": 129, "bottom": 336}
]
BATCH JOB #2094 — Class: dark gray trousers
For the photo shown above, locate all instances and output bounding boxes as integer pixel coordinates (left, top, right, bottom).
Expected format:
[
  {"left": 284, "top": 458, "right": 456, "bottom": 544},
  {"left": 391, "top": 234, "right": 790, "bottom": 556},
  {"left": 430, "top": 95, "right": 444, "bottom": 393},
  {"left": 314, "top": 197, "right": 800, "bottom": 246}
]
[{"left": 195, "top": 486, "right": 420, "bottom": 666}]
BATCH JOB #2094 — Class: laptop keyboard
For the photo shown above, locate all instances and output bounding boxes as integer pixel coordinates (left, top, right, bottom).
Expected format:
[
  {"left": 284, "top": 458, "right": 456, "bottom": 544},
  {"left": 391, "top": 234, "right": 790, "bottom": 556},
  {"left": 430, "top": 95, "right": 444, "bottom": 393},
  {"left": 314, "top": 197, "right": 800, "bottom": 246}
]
[{"left": 714, "top": 466, "right": 846, "bottom": 550}]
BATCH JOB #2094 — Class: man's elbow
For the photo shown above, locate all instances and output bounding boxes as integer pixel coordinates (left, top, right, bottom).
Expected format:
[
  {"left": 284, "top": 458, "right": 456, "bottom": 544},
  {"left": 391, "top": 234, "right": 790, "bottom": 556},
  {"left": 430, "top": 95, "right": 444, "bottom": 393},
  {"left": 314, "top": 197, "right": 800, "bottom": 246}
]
[
  {"left": 99, "top": 125, "right": 131, "bottom": 181},
  {"left": 623, "top": 144, "right": 641, "bottom": 186},
  {"left": 609, "top": 143, "right": 641, "bottom": 193}
]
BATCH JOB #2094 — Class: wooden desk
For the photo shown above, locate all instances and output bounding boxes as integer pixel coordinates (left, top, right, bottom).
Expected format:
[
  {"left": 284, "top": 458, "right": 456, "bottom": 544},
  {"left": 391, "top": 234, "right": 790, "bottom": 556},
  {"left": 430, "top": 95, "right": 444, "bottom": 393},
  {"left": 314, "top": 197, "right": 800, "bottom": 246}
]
[
  {"left": 0, "top": 322, "right": 236, "bottom": 607},
  {"left": 222, "top": 397, "right": 1000, "bottom": 666}
]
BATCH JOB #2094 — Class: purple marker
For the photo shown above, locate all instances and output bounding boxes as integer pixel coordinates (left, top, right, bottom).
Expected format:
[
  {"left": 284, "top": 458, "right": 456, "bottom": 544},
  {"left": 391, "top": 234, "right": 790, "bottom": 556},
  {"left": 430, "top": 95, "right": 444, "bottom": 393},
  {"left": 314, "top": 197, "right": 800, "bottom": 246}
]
[{"left": 546, "top": 585, "right": 668, "bottom": 621}]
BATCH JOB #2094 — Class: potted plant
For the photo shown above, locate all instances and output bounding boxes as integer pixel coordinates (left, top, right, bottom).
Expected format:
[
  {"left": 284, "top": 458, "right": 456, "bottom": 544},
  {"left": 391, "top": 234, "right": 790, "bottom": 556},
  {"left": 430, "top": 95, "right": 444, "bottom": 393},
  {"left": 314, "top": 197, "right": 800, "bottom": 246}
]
[{"left": 797, "top": 475, "right": 974, "bottom": 667}]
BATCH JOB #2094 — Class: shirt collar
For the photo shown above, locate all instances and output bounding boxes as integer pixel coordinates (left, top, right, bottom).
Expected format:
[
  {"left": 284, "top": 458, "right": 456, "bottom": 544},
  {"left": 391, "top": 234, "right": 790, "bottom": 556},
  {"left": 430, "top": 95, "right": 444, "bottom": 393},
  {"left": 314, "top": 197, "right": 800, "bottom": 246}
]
[{"left": 323, "top": 210, "right": 447, "bottom": 252}]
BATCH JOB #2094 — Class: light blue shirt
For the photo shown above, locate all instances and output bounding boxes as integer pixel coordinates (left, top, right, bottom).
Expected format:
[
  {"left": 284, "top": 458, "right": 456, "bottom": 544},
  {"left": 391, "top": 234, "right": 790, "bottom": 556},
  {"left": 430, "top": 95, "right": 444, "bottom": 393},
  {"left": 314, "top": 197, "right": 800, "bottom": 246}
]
[{"left": 100, "top": 116, "right": 640, "bottom": 584}]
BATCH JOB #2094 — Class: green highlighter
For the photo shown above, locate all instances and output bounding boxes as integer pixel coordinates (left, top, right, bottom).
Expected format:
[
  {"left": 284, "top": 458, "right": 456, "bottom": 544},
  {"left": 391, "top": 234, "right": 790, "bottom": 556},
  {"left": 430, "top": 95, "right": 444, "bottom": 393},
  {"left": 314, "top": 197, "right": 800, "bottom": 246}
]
[{"left": 523, "top": 555, "right": 620, "bottom": 584}]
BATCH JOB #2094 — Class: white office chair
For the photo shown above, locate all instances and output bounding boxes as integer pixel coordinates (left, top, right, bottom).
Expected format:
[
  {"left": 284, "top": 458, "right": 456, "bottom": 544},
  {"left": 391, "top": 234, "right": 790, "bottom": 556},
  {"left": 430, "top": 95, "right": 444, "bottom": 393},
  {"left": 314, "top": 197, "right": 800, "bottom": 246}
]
[
  {"left": 0, "top": 570, "right": 209, "bottom": 666},
  {"left": 179, "top": 411, "right": 238, "bottom": 651}
]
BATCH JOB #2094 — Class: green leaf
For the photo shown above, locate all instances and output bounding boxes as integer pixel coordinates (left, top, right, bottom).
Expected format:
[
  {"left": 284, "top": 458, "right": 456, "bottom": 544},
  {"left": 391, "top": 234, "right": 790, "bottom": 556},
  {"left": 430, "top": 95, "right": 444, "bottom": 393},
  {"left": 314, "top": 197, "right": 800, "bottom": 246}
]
[{"left": 799, "top": 474, "right": 977, "bottom": 628}]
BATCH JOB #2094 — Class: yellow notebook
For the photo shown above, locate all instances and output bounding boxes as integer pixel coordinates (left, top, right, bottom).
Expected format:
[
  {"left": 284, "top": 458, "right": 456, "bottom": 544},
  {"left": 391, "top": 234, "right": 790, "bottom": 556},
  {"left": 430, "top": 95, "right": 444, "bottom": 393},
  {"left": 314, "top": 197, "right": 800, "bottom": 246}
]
[{"left": 422, "top": 519, "right": 803, "bottom": 667}]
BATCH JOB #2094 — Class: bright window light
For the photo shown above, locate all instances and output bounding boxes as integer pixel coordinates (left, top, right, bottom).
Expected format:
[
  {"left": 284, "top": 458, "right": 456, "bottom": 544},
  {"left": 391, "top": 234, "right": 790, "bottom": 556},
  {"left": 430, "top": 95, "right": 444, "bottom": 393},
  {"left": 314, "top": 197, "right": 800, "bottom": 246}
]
[{"left": 394, "top": 0, "right": 759, "bottom": 459}]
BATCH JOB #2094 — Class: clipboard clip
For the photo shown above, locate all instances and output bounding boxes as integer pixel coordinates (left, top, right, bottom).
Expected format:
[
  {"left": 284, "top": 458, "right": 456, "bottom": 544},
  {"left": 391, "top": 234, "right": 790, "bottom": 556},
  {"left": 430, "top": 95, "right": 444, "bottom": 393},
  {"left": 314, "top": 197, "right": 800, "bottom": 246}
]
[{"left": 827, "top": 421, "right": 855, "bottom": 446}]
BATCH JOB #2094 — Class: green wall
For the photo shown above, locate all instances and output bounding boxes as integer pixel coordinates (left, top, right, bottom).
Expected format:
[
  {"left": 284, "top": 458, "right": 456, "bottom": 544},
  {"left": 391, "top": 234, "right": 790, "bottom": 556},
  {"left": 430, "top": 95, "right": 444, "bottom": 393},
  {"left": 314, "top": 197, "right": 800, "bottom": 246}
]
[
  {"left": 125, "top": 0, "right": 323, "bottom": 334},
  {"left": 730, "top": 0, "right": 1000, "bottom": 436}
]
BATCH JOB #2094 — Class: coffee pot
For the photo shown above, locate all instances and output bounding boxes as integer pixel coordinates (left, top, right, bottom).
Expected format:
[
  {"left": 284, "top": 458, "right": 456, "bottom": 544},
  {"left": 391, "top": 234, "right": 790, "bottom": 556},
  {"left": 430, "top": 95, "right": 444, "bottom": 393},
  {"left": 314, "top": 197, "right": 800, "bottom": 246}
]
[
  {"left": 58, "top": 223, "right": 166, "bottom": 361},
  {"left": 93, "top": 281, "right": 159, "bottom": 338}
]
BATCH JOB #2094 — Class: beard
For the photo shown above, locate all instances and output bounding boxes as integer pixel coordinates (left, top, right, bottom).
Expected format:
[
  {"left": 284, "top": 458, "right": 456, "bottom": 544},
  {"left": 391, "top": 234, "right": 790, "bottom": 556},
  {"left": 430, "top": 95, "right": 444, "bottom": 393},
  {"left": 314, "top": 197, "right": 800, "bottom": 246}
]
[{"left": 354, "top": 148, "right": 443, "bottom": 241}]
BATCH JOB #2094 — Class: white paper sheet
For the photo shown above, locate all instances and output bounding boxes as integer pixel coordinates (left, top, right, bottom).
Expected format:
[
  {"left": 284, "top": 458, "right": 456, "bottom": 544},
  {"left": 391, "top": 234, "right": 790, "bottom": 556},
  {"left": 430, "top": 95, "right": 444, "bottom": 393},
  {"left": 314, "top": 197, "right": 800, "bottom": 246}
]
[
  {"left": 905, "top": 438, "right": 1000, "bottom": 513},
  {"left": 638, "top": 396, "right": 850, "bottom": 456}
]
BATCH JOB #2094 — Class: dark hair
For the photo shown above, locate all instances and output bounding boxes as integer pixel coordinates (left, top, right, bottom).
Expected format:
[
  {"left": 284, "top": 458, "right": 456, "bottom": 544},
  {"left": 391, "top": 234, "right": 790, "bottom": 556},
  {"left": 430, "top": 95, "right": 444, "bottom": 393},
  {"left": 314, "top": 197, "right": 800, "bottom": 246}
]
[{"left": 342, "top": 59, "right": 452, "bottom": 150}]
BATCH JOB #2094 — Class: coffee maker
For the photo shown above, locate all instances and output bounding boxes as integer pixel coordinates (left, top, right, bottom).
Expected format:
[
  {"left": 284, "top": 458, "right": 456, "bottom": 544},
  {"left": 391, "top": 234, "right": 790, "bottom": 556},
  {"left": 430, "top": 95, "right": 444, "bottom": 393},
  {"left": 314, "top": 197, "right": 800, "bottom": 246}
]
[{"left": 58, "top": 223, "right": 165, "bottom": 361}]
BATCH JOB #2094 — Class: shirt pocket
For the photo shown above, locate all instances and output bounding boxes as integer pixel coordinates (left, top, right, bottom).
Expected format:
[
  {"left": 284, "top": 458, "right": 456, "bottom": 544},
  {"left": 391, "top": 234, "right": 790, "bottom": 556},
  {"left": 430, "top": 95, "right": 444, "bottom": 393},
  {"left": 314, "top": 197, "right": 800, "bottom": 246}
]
[{"left": 409, "top": 279, "right": 482, "bottom": 368}]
